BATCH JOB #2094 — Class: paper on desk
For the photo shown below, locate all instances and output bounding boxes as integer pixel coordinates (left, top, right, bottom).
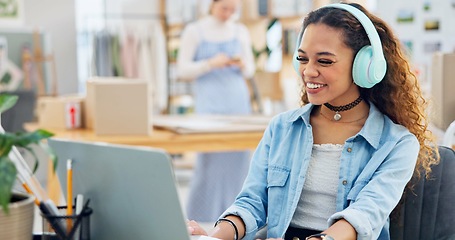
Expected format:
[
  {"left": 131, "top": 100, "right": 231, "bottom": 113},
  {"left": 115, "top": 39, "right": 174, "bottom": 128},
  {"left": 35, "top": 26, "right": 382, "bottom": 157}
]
[
  {"left": 196, "top": 236, "right": 222, "bottom": 240},
  {"left": 153, "top": 114, "right": 271, "bottom": 134}
]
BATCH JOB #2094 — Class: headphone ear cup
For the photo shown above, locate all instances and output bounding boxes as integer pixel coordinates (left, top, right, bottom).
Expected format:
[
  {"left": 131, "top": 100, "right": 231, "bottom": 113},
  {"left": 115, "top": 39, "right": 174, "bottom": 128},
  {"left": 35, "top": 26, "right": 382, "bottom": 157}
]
[
  {"left": 352, "top": 45, "right": 376, "bottom": 88},
  {"left": 293, "top": 50, "right": 300, "bottom": 74},
  {"left": 293, "top": 30, "right": 304, "bottom": 75}
]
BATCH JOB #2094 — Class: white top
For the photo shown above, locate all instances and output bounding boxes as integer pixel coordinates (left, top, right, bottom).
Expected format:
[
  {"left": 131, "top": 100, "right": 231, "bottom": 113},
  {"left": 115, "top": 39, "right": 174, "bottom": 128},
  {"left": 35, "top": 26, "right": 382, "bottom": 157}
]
[
  {"left": 290, "top": 143, "right": 343, "bottom": 231},
  {"left": 176, "top": 16, "right": 255, "bottom": 81}
]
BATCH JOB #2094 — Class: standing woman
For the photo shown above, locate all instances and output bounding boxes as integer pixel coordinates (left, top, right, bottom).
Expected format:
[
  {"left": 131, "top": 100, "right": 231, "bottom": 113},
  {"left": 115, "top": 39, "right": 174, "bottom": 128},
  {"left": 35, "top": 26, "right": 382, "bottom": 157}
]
[{"left": 177, "top": 0, "right": 255, "bottom": 222}]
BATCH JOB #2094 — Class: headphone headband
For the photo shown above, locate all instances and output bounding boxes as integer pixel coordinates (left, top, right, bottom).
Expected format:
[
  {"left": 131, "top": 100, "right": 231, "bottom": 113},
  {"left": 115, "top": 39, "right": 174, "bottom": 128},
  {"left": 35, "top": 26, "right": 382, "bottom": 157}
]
[
  {"left": 293, "top": 3, "right": 387, "bottom": 88},
  {"left": 323, "top": 4, "right": 384, "bottom": 63},
  {"left": 323, "top": 3, "right": 387, "bottom": 84}
]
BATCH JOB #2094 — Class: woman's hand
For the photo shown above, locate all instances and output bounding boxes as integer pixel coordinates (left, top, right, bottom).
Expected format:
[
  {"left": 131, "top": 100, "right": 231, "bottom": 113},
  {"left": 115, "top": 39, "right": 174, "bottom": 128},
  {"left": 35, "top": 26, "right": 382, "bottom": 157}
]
[
  {"left": 208, "top": 53, "right": 231, "bottom": 69},
  {"left": 228, "top": 57, "right": 244, "bottom": 69},
  {"left": 187, "top": 219, "right": 208, "bottom": 236}
]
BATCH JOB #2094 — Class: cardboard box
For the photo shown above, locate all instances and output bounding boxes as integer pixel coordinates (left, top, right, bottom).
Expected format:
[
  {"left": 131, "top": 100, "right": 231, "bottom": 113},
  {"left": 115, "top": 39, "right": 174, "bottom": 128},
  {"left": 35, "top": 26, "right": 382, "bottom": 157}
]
[
  {"left": 431, "top": 53, "right": 455, "bottom": 130},
  {"left": 85, "top": 77, "right": 151, "bottom": 135},
  {"left": 37, "top": 95, "right": 84, "bottom": 130},
  {"left": 254, "top": 71, "right": 283, "bottom": 100}
]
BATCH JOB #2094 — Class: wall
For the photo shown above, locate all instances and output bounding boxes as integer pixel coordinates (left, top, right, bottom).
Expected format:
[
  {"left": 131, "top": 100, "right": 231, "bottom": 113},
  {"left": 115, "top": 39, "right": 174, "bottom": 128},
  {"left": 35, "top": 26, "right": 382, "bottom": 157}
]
[
  {"left": 24, "top": 0, "right": 78, "bottom": 95},
  {"left": 375, "top": 0, "right": 455, "bottom": 90}
]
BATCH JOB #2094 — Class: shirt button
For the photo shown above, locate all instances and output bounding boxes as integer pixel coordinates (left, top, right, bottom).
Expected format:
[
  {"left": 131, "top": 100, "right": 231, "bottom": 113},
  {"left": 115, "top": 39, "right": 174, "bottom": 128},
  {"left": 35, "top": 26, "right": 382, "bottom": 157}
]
[
  {"left": 347, "top": 148, "right": 352, "bottom": 152},
  {"left": 342, "top": 180, "right": 348, "bottom": 185}
]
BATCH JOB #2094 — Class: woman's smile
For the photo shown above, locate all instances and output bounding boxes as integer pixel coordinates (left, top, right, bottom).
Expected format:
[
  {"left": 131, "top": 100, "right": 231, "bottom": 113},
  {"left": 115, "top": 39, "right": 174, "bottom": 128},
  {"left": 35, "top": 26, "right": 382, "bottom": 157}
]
[{"left": 305, "top": 82, "right": 328, "bottom": 94}]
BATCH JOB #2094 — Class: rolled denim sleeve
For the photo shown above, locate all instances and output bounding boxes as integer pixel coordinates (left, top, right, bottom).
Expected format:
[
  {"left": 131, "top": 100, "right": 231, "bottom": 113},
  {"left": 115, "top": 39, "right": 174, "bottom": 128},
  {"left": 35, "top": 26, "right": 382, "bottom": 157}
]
[{"left": 221, "top": 205, "right": 261, "bottom": 240}]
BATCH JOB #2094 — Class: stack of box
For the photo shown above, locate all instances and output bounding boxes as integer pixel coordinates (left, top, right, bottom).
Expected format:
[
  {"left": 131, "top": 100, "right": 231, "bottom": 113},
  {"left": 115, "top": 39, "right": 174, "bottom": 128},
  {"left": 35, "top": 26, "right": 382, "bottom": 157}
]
[
  {"left": 85, "top": 77, "right": 152, "bottom": 135},
  {"left": 37, "top": 77, "right": 152, "bottom": 135}
]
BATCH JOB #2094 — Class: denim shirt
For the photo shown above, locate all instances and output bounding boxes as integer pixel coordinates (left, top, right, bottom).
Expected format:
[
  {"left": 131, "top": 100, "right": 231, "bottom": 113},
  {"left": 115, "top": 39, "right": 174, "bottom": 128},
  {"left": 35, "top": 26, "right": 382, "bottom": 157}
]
[{"left": 221, "top": 103, "right": 419, "bottom": 240}]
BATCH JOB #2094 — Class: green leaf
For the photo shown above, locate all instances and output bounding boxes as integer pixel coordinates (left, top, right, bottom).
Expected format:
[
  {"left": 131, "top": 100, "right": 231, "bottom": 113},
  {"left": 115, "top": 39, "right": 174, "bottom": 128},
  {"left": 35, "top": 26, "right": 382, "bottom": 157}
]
[
  {"left": 0, "top": 157, "right": 17, "bottom": 214},
  {"left": 0, "top": 133, "right": 14, "bottom": 157},
  {"left": 0, "top": 93, "right": 57, "bottom": 214},
  {"left": 12, "top": 129, "right": 54, "bottom": 147},
  {"left": 0, "top": 93, "right": 58, "bottom": 214},
  {"left": 0, "top": 94, "right": 18, "bottom": 113},
  {"left": 9, "top": 130, "right": 55, "bottom": 174},
  {"left": 1, "top": 72, "right": 12, "bottom": 84}
]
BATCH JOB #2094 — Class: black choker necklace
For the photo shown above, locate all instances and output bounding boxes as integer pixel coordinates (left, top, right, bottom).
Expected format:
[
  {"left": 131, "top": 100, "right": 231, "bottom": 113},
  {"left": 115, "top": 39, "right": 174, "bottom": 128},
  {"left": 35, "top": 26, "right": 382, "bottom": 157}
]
[{"left": 324, "top": 96, "right": 363, "bottom": 121}]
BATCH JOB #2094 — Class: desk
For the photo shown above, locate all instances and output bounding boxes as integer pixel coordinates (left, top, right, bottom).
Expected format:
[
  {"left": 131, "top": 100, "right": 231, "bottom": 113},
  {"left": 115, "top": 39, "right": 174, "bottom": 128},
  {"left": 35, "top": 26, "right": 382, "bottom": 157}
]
[
  {"left": 24, "top": 123, "right": 264, "bottom": 154},
  {"left": 25, "top": 122, "right": 266, "bottom": 203}
]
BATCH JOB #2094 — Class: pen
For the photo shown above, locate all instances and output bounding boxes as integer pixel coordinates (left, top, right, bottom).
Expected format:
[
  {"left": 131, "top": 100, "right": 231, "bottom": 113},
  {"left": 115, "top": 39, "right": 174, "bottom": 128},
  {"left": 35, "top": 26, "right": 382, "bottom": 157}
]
[
  {"left": 73, "top": 194, "right": 84, "bottom": 240},
  {"left": 69, "top": 198, "right": 90, "bottom": 237},
  {"left": 75, "top": 194, "right": 84, "bottom": 216},
  {"left": 66, "top": 159, "right": 73, "bottom": 232},
  {"left": 39, "top": 199, "right": 67, "bottom": 238}
]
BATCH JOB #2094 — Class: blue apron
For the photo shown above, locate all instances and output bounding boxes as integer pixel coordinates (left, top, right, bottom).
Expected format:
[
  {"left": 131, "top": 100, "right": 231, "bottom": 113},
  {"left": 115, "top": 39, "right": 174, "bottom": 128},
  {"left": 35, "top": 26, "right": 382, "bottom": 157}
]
[{"left": 185, "top": 28, "right": 251, "bottom": 222}]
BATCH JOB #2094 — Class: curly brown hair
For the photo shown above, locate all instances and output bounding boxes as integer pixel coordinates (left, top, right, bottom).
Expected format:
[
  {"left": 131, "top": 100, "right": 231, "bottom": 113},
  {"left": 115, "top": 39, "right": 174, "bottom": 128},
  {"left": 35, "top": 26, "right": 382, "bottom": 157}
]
[{"left": 299, "top": 3, "right": 439, "bottom": 179}]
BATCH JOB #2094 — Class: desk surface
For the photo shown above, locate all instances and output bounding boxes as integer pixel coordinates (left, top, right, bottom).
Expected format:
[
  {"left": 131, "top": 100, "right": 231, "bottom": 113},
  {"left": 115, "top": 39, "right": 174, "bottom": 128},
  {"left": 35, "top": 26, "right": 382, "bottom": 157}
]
[{"left": 24, "top": 123, "right": 264, "bottom": 154}]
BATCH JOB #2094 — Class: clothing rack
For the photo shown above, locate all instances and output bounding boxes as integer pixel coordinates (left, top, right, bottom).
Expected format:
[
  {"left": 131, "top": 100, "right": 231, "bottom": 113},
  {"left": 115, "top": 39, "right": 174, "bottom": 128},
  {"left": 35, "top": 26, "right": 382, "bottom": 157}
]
[
  {"left": 78, "top": 12, "right": 171, "bottom": 113},
  {"left": 81, "top": 13, "right": 166, "bottom": 35}
]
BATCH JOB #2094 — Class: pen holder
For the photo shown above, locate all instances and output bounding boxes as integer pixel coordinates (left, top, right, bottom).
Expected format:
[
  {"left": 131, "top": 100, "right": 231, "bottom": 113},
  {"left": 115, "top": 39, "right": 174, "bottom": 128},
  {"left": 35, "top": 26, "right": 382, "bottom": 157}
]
[{"left": 40, "top": 205, "right": 92, "bottom": 240}]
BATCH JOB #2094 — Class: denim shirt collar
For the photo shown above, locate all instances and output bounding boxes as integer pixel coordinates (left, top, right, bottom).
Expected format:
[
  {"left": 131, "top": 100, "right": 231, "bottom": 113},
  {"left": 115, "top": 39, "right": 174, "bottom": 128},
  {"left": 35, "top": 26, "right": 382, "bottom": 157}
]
[{"left": 287, "top": 102, "right": 384, "bottom": 149}]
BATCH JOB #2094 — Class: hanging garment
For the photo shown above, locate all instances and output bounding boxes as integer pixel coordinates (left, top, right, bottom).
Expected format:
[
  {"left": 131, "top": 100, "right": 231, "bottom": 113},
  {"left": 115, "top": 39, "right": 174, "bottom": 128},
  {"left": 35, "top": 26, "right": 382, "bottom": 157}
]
[
  {"left": 110, "top": 34, "right": 123, "bottom": 77},
  {"left": 94, "top": 30, "right": 113, "bottom": 77},
  {"left": 149, "top": 22, "right": 168, "bottom": 113},
  {"left": 120, "top": 31, "right": 139, "bottom": 78},
  {"left": 137, "top": 29, "right": 155, "bottom": 117}
]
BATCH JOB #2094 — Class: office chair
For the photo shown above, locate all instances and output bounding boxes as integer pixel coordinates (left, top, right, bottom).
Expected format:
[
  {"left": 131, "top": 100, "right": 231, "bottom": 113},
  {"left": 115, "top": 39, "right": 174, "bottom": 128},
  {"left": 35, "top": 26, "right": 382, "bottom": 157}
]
[{"left": 390, "top": 146, "right": 455, "bottom": 240}]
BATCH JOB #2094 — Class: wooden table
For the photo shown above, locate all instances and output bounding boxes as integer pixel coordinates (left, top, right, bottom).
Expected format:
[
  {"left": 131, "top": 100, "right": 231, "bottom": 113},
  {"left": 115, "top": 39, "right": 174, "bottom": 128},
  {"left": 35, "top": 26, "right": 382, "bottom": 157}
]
[
  {"left": 24, "top": 123, "right": 265, "bottom": 154},
  {"left": 25, "top": 122, "right": 266, "bottom": 202}
]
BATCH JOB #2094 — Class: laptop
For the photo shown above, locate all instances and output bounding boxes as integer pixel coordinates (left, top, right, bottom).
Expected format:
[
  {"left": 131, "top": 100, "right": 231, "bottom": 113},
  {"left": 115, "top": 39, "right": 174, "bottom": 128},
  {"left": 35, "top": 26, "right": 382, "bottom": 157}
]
[{"left": 49, "top": 138, "right": 204, "bottom": 240}]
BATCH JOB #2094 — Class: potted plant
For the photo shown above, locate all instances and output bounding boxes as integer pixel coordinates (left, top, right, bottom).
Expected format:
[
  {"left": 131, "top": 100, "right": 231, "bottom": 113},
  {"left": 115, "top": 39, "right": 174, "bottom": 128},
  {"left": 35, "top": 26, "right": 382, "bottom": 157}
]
[{"left": 0, "top": 93, "right": 56, "bottom": 239}]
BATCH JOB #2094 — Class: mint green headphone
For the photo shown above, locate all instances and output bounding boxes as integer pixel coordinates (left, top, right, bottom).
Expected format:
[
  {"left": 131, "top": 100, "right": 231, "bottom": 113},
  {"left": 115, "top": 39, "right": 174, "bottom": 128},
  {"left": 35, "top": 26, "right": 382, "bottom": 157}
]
[{"left": 293, "top": 3, "right": 387, "bottom": 88}]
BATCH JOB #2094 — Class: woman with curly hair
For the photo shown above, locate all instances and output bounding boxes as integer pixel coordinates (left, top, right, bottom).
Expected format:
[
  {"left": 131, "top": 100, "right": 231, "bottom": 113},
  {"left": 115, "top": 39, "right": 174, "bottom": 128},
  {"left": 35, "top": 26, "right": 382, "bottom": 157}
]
[{"left": 187, "top": 2, "right": 439, "bottom": 240}]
